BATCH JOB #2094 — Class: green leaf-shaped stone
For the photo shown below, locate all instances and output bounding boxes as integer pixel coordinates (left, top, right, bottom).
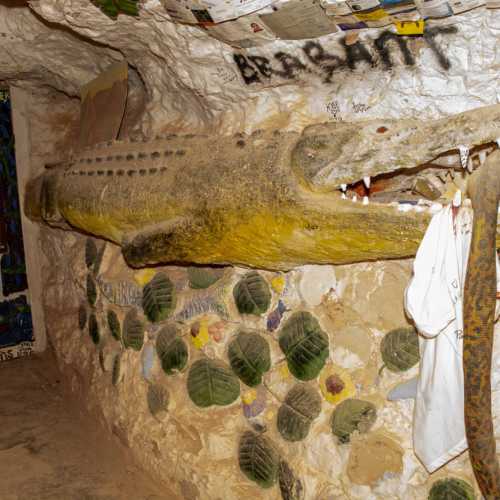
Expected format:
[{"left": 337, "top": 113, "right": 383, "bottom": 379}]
[
  {"left": 156, "top": 324, "right": 188, "bottom": 375},
  {"left": 187, "top": 358, "right": 240, "bottom": 408},
  {"left": 107, "top": 310, "right": 121, "bottom": 340},
  {"left": 279, "top": 312, "right": 329, "bottom": 381},
  {"left": 381, "top": 326, "right": 420, "bottom": 372},
  {"left": 112, "top": 352, "right": 123, "bottom": 386},
  {"left": 279, "top": 461, "right": 304, "bottom": 500},
  {"left": 428, "top": 478, "right": 475, "bottom": 500},
  {"left": 92, "top": 0, "right": 139, "bottom": 19},
  {"left": 228, "top": 330, "right": 271, "bottom": 387},
  {"left": 233, "top": 272, "right": 271, "bottom": 316},
  {"left": 277, "top": 384, "right": 321, "bottom": 442},
  {"left": 142, "top": 272, "right": 176, "bottom": 323},
  {"left": 93, "top": 242, "right": 106, "bottom": 276},
  {"left": 239, "top": 431, "right": 280, "bottom": 489},
  {"left": 78, "top": 304, "right": 87, "bottom": 331},
  {"left": 88, "top": 313, "right": 100, "bottom": 345},
  {"left": 147, "top": 384, "right": 169, "bottom": 418},
  {"left": 87, "top": 273, "right": 97, "bottom": 307},
  {"left": 123, "top": 309, "right": 144, "bottom": 351},
  {"left": 85, "top": 238, "right": 97, "bottom": 269},
  {"left": 187, "top": 267, "right": 224, "bottom": 289},
  {"left": 331, "top": 398, "right": 377, "bottom": 444}
]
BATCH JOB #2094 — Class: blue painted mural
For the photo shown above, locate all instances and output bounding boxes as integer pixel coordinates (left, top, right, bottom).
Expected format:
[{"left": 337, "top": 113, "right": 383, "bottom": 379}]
[{"left": 0, "top": 91, "right": 33, "bottom": 357}]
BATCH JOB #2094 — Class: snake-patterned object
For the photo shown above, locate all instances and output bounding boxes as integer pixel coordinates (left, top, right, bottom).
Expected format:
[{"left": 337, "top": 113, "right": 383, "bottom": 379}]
[{"left": 464, "top": 150, "right": 500, "bottom": 497}]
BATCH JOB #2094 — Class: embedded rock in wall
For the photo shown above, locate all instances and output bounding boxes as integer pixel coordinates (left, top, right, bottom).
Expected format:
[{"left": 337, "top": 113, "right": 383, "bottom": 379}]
[{"left": 346, "top": 432, "right": 404, "bottom": 486}]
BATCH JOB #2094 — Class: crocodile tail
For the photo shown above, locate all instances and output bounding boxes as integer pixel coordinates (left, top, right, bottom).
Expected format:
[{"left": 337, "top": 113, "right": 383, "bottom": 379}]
[{"left": 463, "top": 150, "right": 500, "bottom": 498}]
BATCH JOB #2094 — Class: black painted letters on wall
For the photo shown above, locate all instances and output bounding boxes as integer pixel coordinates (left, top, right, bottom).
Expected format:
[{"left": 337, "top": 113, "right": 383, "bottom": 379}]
[{"left": 233, "top": 26, "right": 458, "bottom": 85}]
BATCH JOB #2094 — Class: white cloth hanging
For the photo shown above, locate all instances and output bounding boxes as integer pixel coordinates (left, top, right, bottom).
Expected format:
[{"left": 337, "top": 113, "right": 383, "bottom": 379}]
[{"left": 405, "top": 205, "right": 500, "bottom": 472}]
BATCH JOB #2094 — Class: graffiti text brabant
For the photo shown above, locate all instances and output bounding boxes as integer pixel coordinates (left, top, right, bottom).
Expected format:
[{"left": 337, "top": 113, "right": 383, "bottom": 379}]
[{"left": 233, "top": 26, "right": 457, "bottom": 85}]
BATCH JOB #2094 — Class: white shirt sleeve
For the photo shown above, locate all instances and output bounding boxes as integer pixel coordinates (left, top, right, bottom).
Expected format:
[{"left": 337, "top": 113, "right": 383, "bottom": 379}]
[{"left": 405, "top": 207, "right": 456, "bottom": 338}]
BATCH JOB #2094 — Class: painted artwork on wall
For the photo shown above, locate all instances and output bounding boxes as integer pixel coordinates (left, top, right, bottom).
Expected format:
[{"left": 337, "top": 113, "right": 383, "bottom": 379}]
[
  {"left": 0, "top": 295, "right": 33, "bottom": 360},
  {"left": 0, "top": 90, "right": 33, "bottom": 361},
  {"left": 0, "top": 93, "right": 27, "bottom": 296}
]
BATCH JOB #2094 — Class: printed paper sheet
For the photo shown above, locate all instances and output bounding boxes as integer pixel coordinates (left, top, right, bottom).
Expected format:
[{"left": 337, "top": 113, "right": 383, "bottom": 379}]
[
  {"left": 415, "top": 0, "right": 452, "bottom": 17},
  {"left": 260, "top": 0, "right": 338, "bottom": 39},
  {"left": 321, "top": 0, "right": 353, "bottom": 15},
  {"left": 380, "top": 0, "right": 417, "bottom": 14},
  {"left": 202, "top": 0, "right": 274, "bottom": 22},
  {"left": 205, "top": 14, "right": 277, "bottom": 46},
  {"left": 347, "top": 0, "right": 380, "bottom": 11}
]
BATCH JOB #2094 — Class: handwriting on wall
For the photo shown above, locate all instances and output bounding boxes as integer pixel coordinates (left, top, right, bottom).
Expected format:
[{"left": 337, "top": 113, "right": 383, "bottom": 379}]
[
  {"left": 325, "top": 98, "right": 372, "bottom": 121},
  {"left": 233, "top": 26, "right": 457, "bottom": 85}
]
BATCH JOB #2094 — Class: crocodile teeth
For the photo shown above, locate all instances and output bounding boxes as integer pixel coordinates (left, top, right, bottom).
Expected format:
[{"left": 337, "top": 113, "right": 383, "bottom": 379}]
[
  {"left": 479, "top": 151, "right": 486, "bottom": 165},
  {"left": 468, "top": 157, "right": 474, "bottom": 173},
  {"left": 398, "top": 203, "right": 412, "bottom": 212},
  {"left": 363, "top": 176, "right": 371, "bottom": 189},
  {"left": 458, "top": 145, "right": 469, "bottom": 169},
  {"left": 452, "top": 190, "right": 462, "bottom": 207}
]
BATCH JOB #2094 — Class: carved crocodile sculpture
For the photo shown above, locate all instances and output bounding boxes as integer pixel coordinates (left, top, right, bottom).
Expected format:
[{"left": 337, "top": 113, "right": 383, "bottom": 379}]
[
  {"left": 25, "top": 104, "right": 500, "bottom": 271},
  {"left": 25, "top": 103, "right": 500, "bottom": 497}
]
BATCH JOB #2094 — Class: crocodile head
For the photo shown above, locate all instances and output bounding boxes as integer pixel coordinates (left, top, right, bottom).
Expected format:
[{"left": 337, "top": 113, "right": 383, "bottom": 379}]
[{"left": 291, "top": 103, "right": 500, "bottom": 198}]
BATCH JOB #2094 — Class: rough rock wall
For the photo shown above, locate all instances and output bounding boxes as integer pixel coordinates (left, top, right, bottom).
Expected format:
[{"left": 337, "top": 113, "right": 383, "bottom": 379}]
[
  {"left": 0, "top": 6, "right": 121, "bottom": 96},
  {"left": 42, "top": 226, "right": 497, "bottom": 499}
]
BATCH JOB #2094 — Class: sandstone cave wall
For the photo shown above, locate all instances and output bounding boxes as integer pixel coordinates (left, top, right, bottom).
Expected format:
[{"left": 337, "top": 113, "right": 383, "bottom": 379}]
[{"left": 39, "top": 222, "right": 500, "bottom": 499}]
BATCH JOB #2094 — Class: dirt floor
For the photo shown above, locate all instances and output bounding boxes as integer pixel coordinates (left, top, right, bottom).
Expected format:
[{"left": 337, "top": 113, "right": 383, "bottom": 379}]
[{"left": 0, "top": 350, "right": 178, "bottom": 500}]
